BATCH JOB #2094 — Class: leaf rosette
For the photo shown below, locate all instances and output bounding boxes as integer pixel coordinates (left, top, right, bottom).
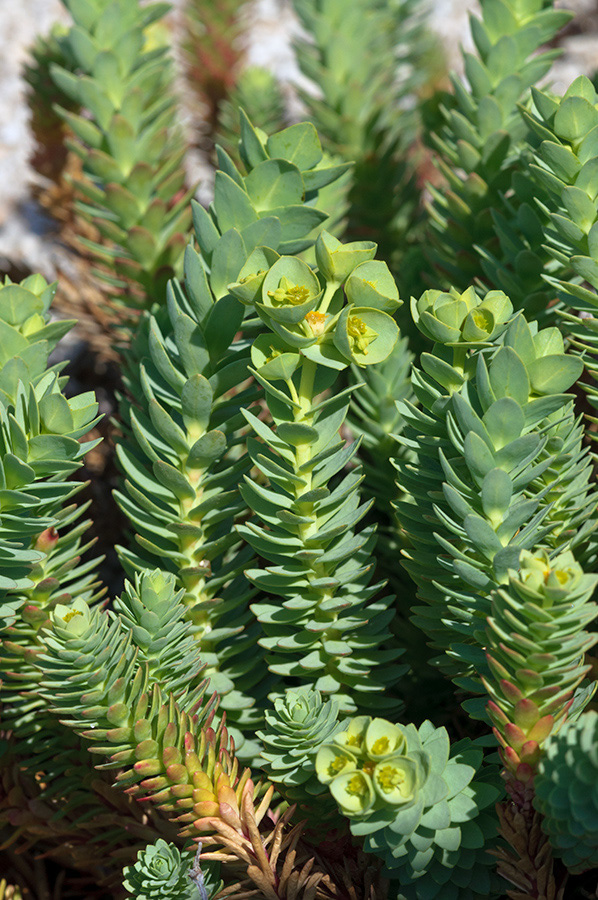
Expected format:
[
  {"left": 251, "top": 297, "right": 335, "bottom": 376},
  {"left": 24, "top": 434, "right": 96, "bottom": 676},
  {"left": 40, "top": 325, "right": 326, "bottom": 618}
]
[
  {"left": 534, "top": 710, "right": 598, "bottom": 874},
  {"left": 122, "top": 839, "right": 218, "bottom": 900}
]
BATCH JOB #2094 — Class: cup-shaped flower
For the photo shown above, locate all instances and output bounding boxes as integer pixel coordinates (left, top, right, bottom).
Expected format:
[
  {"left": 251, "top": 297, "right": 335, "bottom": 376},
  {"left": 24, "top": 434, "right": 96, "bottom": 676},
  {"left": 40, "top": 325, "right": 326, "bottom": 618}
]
[
  {"left": 316, "top": 745, "right": 358, "bottom": 784},
  {"left": 228, "top": 247, "right": 280, "bottom": 304},
  {"left": 412, "top": 288, "right": 472, "bottom": 343},
  {"left": 251, "top": 333, "right": 301, "bottom": 381},
  {"left": 333, "top": 307, "right": 398, "bottom": 367},
  {"left": 412, "top": 286, "right": 513, "bottom": 345},
  {"left": 364, "top": 718, "right": 407, "bottom": 760},
  {"left": 259, "top": 257, "right": 322, "bottom": 323},
  {"left": 329, "top": 770, "right": 375, "bottom": 816},
  {"left": 315, "top": 231, "right": 377, "bottom": 284},
  {"left": 372, "top": 754, "right": 420, "bottom": 807},
  {"left": 460, "top": 307, "right": 494, "bottom": 342},
  {"left": 332, "top": 715, "right": 371, "bottom": 755},
  {"left": 517, "top": 549, "right": 584, "bottom": 604},
  {"left": 53, "top": 598, "right": 91, "bottom": 637},
  {"left": 344, "top": 260, "right": 402, "bottom": 314},
  {"left": 460, "top": 290, "right": 513, "bottom": 342}
]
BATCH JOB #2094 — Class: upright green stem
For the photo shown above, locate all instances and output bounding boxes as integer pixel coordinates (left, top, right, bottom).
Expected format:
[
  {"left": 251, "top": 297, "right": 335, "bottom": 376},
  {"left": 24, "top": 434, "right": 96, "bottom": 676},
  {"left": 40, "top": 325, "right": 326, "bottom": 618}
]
[
  {"left": 297, "top": 358, "right": 318, "bottom": 423},
  {"left": 318, "top": 282, "right": 341, "bottom": 316}
]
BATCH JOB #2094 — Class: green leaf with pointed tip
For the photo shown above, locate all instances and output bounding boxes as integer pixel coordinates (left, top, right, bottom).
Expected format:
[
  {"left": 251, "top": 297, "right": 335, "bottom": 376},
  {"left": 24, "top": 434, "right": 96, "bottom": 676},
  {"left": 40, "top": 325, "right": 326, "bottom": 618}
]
[
  {"left": 213, "top": 172, "right": 257, "bottom": 233},
  {"left": 245, "top": 159, "right": 304, "bottom": 212},
  {"left": 39, "top": 393, "right": 75, "bottom": 434},
  {"left": 554, "top": 96, "right": 598, "bottom": 142},
  {"left": 0, "top": 286, "right": 44, "bottom": 325},
  {"left": 209, "top": 228, "right": 246, "bottom": 299},
  {"left": 152, "top": 460, "right": 195, "bottom": 501},
  {"left": 489, "top": 347, "right": 530, "bottom": 404},
  {"left": 204, "top": 296, "right": 244, "bottom": 360},
  {"left": 239, "top": 109, "right": 268, "bottom": 169},
  {"left": 266, "top": 122, "right": 323, "bottom": 170},
  {"left": 174, "top": 315, "right": 210, "bottom": 377},
  {"left": 277, "top": 423, "right": 319, "bottom": 447}
]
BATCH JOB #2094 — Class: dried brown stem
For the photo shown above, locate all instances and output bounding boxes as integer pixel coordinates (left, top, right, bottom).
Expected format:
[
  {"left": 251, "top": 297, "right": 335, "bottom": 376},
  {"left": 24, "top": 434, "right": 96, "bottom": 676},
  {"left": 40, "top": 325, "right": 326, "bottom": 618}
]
[{"left": 492, "top": 798, "right": 569, "bottom": 900}]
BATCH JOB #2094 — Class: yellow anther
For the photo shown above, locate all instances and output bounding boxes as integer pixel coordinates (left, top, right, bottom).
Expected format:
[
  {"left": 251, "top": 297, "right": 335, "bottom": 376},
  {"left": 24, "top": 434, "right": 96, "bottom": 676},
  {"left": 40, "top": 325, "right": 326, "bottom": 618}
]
[
  {"left": 346, "top": 774, "right": 368, "bottom": 797},
  {"left": 371, "top": 737, "right": 390, "bottom": 755},
  {"left": 376, "top": 765, "right": 405, "bottom": 793},
  {"left": 62, "top": 609, "right": 84, "bottom": 624},
  {"left": 268, "top": 278, "right": 311, "bottom": 306},
  {"left": 347, "top": 315, "right": 376, "bottom": 355},
  {"left": 328, "top": 756, "right": 350, "bottom": 777}
]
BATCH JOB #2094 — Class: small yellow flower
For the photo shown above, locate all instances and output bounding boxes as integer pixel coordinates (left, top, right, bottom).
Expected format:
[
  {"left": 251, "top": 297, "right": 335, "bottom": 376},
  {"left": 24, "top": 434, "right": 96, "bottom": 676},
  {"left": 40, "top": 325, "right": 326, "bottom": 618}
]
[
  {"left": 372, "top": 755, "right": 419, "bottom": 806},
  {"left": 347, "top": 315, "right": 377, "bottom": 355},
  {"left": 346, "top": 773, "right": 369, "bottom": 797},
  {"left": 305, "top": 310, "right": 327, "bottom": 336},
  {"left": 315, "top": 745, "right": 357, "bottom": 784},
  {"left": 371, "top": 737, "right": 390, "bottom": 755},
  {"left": 268, "top": 277, "right": 311, "bottom": 307},
  {"left": 62, "top": 609, "right": 83, "bottom": 624}
]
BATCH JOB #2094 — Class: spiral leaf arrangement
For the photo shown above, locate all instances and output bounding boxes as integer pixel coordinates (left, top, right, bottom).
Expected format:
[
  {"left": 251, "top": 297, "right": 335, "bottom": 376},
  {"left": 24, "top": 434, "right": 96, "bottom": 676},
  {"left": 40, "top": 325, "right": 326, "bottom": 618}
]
[
  {"left": 50, "top": 0, "right": 192, "bottom": 312},
  {"left": 116, "top": 116, "right": 347, "bottom": 756},
  {"left": 122, "top": 838, "right": 222, "bottom": 899},
  {"left": 484, "top": 551, "right": 597, "bottom": 784},
  {"left": 523, "top": 74, "right": 598, "bottom": 409},
  {"left": 258, "top": 687, "right": 342, "bottom": 810},
  {"left": 428, "top": 0, "right": 572, "bottom": 316},
  {"left": 395, "top": 286, "right": 595, "bottom": 687},
  {"left": 0, "top": 273, "right": 102, "bottom": 733},
  {"left": 293, "top": 0, "right": 436, "bottom": 294},
  {"left": 232, "top": 232, "right": 407, "bottom": 714},
  {"left": 533, "top": 710, "right": 598, "bottom": 875}
]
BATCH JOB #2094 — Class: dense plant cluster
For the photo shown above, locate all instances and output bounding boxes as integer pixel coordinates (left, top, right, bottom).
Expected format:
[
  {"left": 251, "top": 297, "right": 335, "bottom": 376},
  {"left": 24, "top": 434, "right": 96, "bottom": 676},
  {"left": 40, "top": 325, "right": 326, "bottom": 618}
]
[{"left": 1, "top": 0, "right": 597, "bottom": 898}]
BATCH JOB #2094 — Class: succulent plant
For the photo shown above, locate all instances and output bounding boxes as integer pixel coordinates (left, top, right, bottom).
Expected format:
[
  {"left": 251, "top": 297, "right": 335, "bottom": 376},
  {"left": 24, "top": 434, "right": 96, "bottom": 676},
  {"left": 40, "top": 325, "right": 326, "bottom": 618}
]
[
  {"left": 50, "top": 0, "right": 192, "bottom": 314},
  {"left": 316, "top": 716, "right": 505, "bottom": 899},
  {"left": 484, "top": 550, "right": 597, "bottom": 782},
  {"left": 122, "top": 838, "right": 221, "bottom": 899},
  {"left": 236, "top": 234, "right": 407, "bottom": 714},
  {"left": 216, "top": 66, "right": 285, "bottom": 164},
  {"left": 428, "top": 0, "right": 572, "bottom": 312},
  {"left": 396, "top": 289, "right": 594, "bottom": 687},
  {"left": 258, "top": 688, "right": 342, "bottom": 808},
  {"left": 6, "top": 2, "right": 598, "bottom": 897},
  {"left": 533, "top": 710, "right": 598, "bottom": 875}
]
